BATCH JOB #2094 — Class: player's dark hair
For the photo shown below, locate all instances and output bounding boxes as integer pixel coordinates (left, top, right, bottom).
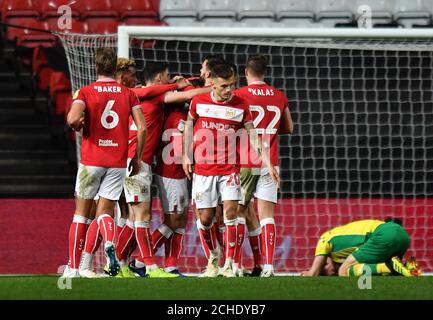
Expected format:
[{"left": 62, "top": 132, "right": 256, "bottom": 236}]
[
  {"left": 385, "top": 217, "right": 403, "bottom": 226},
  {"left": 95, "top": 47, "right": 117, "bottom": 77},
  {"left": 230, "top": 63, "right": 238, "bottom": 75},
  {"left": 143, "top": 61, "right": 169, "bottom": 83},
  {"left": 204, "top": 55, "right": 225, "bottom": 73},
  {"left": 211, "top": 63, "right": 235, "bottom": 80},
  {"left": 246, "top": 54, "right": 268, "bottom": 77}
]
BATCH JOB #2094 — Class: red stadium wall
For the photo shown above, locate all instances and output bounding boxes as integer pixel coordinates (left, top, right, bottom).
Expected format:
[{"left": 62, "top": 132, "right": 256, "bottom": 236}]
[{"left": 1, "top": 198, "right": 432, "bottom": 274}]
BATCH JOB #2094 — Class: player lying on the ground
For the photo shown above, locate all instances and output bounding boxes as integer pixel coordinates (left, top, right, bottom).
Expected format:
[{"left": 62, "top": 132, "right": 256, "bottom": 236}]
[{"left": 301, "top": 218, "right": 421, "bottom": 277}]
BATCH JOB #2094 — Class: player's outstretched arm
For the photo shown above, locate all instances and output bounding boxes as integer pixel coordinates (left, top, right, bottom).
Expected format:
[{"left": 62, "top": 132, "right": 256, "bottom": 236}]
[
  {"left": 132, "top": 83, "right": 179, "bottom": 99},
  {"left": 182, "top": 113, "right": 194, "bottom": 180},
  {"left": 164, "top": 86, "right": 212, "bottom": 104},
  {"left": 67, "top": 102, "right": 85, "bottom": 131},
  {"left": 129, "top": 108, "right": 147, "bottom": 176},
  {"left": 279, "top": 107, "right": 294, "bottom": 135},
  {"left": 301, "top": 256, "right": 327, "bottom": 276},
  {"left": 245, "top": 122, "right": 281, "bottom": 187}
]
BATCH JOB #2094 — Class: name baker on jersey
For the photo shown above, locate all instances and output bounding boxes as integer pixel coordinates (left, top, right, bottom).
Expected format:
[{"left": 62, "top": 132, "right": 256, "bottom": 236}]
[{"left": 93, "top": 85, "right": 122, "bottom": 93}]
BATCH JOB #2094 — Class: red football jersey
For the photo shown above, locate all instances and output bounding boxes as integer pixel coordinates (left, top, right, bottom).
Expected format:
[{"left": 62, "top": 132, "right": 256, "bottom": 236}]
[
  {"left": 235, "top": 81, "right": 289, "bottom": 168},
  {"left": 154, "top": 109, "right": 187, "bottom": 179},
  {"left": 128, "top": 93, "right": 165, "bottom": 165},
  {"left": 189, "top": 92, "right": 253, "bottom": 176},
  {"left": 72, "top": 78, "right": 141, "bottom": 168}
]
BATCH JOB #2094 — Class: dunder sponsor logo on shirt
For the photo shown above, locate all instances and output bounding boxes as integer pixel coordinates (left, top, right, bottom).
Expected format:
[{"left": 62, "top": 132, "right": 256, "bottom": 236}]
[{"left": 201, "top": 120, "right": 235, "bottom": 131}]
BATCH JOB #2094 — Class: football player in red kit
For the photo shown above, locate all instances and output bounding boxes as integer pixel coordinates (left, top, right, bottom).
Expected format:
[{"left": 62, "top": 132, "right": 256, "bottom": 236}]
[
  {"left": 235, "top": 55, "right": 293, "bottom": 277},
  {"left": 184, "top": 62, "right": 280, "bottom": 277},
  {"left": 125, "top": 62, "right": 210, "bottom": 277},
  {"left": 152, "top": 104, "right": 189, "bottom": 276},
  {"left": 63, "top": 48, "right": 147, "bottom": 278}
]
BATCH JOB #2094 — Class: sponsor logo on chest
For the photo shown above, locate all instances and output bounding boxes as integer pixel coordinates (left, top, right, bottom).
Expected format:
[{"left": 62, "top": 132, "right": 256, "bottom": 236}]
[
  {"left": 98, "top": 139, "right": 118, "bottom": 147},
  {"left": 201, "top": 120, "right": 235, "bottom": 131}
]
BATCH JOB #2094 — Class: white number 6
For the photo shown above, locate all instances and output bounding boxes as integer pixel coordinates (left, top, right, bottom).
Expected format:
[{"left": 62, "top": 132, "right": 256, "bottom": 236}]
[{"left": 101, "top": 100, "right": 119, "bottom": 129}]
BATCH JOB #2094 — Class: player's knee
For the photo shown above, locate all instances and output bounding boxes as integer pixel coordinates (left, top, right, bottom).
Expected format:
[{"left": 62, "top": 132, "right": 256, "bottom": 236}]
[
  {"left": 165, "top": 215, "right": 179, "bottom": 230},
  {"left": 225, "top": 210, "right": 237, "bottom": 221},
  {"left": 224, "top": 205, "right": 237, "bottom": 220},
  {"left": 135, "top": 210, "right": 151, "bottom": 222},
  {"left": 200, "top": 215, "right": 213, "bottom": 227}
]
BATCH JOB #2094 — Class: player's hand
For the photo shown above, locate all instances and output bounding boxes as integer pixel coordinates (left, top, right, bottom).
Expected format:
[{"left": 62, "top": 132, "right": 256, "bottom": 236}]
[
  {"left": 129, "top": 156, "right": 140, "bottom": 176},
  {"left": 300, "top": 271, "right": 311, "bottom": 277},
  {"left": 70, "top": 116, "right": 85, "bottom": 131},
  {"left": 183, "top": 157, "right": 193, "bottom": 180},
  {"left": 171, "top": 75, "right": 184, "bottom": 83},
  {"left": 176, "top": 77, "right": 190, "bottom": 90},
  {"left": 183, "top": 163, "right": 193, "bottom": 180},
  {"left": 269, "top": 165, "right": 281, "bottom": 188}
]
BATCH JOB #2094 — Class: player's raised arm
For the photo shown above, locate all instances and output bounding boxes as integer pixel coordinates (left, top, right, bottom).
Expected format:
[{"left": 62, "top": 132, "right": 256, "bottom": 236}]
[
  {"left": 164, "top": 86, "right": 212, "bottom": 104},
  {"left": 132, "top": 75, "right": 191, "bottom": 99},
  {"left": 132, "top": 83, "right": 178, "bottom": 99}
]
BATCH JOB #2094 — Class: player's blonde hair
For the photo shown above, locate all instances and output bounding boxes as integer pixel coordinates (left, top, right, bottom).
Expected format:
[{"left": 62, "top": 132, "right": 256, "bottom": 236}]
[{"left": 116, "top": 58, "right": 136, "bottom": 75}]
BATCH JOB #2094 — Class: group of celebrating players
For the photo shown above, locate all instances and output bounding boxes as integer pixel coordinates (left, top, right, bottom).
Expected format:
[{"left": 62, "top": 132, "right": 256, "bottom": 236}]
[
  {"left": 60, "top": 46, "right": 422, "bottom": 279},
  {"left": 61, "top": 47, "right": 293, "bottom": 278}
]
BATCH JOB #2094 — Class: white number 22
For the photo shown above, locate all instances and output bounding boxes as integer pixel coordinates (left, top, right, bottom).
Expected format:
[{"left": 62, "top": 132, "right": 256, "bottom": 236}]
[
  {"left": 101, "top": 100, "right": 119, "bottom": 129},
  {"left": 249, "top": 105, "right": 281, "bottom": 134}
]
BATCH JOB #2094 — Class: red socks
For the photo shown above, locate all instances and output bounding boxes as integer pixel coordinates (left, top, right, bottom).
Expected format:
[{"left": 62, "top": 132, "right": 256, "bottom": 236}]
[
  {"left": 115, "top": 219, "right": 135, "bottom": 261},
  {"left": 151, "top": 224, "right": 173, "bottom": 253},
  {"left": 248, "top": 227, "right": 262, "bottom": 268},
  {"left": 260, "top": 218, "right": 276, "bottom": 267},
  {"left": 234, "top": 217, "right": 245, "bottom": 266},
  {"left": 225, "top": 218, "right": 237, "bottom": 261},
  {"left": 68, "top": 215, "right": 90, "bottom": 269},
  {"left": 97, "top": 214, "right": 115, "bottom": 244},
  {"left": 135, "top": 221, "right": 154, "bottom": 266},
  {"left": 165, "top": 228, "right": 185, "bottom": 268}
]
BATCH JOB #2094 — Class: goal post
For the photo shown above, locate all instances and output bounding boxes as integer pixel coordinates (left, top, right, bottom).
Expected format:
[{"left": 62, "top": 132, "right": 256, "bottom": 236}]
[
  {"left": 59, "top": 27, "right": 433, "bottom": 274},
  {"left": 117, "top": 26, "right": 433, "bottom": 58}
]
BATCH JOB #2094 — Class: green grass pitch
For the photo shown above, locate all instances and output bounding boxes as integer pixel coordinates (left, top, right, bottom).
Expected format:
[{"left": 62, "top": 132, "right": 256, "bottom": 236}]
[{"left": 1, "top": 276, "right": 432, "bottom": 300}]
